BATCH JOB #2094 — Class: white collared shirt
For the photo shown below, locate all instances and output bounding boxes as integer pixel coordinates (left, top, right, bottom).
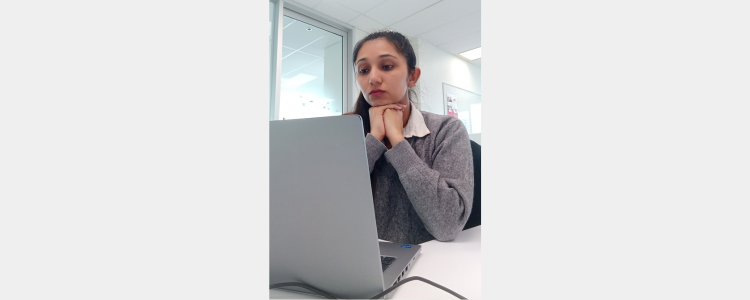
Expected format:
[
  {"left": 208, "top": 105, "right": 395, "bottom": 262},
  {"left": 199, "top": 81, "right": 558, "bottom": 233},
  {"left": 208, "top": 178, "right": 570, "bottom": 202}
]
[{"left": 402, "top": 102, "right": 430, "bottom": 138}]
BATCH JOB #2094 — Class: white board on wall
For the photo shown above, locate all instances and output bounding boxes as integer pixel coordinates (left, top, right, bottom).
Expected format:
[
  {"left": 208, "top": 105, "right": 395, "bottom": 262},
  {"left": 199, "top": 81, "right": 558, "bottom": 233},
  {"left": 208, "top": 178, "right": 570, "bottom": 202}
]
[{"left": 443, "top": 82, "right": 481, "bottom": 134}]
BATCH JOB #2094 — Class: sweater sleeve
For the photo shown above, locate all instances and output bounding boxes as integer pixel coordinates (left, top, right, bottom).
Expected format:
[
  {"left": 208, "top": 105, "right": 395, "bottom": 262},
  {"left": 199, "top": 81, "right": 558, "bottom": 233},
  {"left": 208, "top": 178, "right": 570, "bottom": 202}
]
[
  {"left": 383, "top": 119, "right": 474, "bottom": 242},
  {"left": 365, "top": 133, "right": 387, "bottom": 174}
]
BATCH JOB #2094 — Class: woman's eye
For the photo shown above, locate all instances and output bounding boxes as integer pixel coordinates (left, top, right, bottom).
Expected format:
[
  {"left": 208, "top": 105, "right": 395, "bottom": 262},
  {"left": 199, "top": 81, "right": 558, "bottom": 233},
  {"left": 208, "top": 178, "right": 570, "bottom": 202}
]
[
  {"left": 383, "top": 65, "right": 394, "bottom": 70},
  {"left": 359, "top": 69, "right": 369, "bottom": 74}
]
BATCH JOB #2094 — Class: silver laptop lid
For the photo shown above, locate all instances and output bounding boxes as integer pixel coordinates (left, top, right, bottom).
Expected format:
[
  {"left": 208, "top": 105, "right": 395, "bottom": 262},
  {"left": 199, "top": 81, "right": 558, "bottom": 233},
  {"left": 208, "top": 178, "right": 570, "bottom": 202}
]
[{"left": 270, "top": 115, "right": 385, "bottom": 299}]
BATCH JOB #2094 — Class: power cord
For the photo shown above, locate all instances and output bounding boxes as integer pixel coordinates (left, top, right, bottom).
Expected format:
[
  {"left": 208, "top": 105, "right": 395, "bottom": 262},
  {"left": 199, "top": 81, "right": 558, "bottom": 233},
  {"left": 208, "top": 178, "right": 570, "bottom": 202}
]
[
  {"left": 270, "top": 276, "right": 467, "bottom": 299},
  {"left": 269, "top": 282, "right": 338, "bottom": 299}
]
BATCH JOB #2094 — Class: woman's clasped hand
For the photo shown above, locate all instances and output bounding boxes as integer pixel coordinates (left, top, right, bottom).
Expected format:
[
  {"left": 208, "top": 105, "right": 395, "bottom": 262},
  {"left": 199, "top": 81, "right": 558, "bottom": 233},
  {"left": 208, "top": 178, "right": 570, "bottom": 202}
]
[{"left": 368, "top": 104, "right": 406, "bottom": 146}]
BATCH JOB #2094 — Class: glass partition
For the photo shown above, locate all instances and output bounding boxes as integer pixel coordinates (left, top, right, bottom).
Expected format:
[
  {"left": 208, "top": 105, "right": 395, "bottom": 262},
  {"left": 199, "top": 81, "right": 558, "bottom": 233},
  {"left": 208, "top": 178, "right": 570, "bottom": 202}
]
[
  {"left": 268, "top": 2, "right": 351, "bottom": 121},
  {"left": 269, "top": 0, "right": 282, "bottom": 121},
  {"left": 277, "top": 12, "right": 346, "bottom": 120}
]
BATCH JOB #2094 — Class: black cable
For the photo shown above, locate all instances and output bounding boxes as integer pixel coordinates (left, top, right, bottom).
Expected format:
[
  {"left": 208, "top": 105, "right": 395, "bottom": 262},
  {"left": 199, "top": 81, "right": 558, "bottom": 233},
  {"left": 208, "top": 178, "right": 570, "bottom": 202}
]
[
  {"left": 370, "top": 276, "right": 466, "bottom": 299},
  {"left": 269, "top": 282, "right": 339, "bottom": 299},
  {"left": 269, "top": 276, "right": 467, "bottom": 299}
]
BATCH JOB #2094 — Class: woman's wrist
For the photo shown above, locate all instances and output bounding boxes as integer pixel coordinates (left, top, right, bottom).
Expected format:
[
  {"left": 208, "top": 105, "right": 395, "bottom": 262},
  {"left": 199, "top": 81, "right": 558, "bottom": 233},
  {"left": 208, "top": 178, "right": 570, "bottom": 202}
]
[
  {"left": 372, "top": 131, "right": 385, "bottom": 141},
  {"left": 387, "top": 134, "right": 405, "bottom": 146}
]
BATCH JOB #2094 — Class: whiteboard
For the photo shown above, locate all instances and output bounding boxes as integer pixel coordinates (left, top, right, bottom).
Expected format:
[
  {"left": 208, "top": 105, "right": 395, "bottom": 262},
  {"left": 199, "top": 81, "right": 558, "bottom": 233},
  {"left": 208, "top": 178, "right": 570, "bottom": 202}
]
[{"left": 442, "top": 83, "right": 481, "bottom": 135}]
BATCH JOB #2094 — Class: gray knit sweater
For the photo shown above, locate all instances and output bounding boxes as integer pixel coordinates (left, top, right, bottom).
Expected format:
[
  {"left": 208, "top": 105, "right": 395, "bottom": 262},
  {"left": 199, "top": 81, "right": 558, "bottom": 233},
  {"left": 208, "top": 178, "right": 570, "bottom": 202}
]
[{"left": 365, "top": 110, "right": 474, "bottom": 244}]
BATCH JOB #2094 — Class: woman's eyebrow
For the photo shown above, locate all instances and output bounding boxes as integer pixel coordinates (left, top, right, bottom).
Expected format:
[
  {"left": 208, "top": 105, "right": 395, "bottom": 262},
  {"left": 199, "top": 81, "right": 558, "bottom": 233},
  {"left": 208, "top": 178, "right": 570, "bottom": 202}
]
[{"left": 356, "top": 54, "right": 398, "bottom": 64}]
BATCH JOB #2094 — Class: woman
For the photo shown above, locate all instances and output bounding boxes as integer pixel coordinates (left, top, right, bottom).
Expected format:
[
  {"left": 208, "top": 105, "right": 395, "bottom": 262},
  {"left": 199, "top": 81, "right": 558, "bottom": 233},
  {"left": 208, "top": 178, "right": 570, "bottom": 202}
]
[{"left": 348, "top": 30, "right": 474, "bottom": 244}]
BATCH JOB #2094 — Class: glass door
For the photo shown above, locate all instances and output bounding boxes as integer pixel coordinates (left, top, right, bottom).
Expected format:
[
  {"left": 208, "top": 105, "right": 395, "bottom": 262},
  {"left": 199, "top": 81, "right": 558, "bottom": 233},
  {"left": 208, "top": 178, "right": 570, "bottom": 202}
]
[{"left": 274, "top": 9, "right": 348, "bottom": 120}]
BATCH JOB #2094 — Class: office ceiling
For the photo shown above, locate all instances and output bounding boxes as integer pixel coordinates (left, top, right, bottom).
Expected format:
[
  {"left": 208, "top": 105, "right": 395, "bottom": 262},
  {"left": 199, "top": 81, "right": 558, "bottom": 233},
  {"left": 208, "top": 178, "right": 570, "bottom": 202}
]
[{"left": 287, "top": 0, "right": 481, "bottom": 67}]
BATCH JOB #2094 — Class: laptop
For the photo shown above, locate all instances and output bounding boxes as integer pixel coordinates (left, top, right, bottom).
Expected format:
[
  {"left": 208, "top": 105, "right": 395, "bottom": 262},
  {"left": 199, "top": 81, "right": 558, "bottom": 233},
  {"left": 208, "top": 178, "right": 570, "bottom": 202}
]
[{"left": 270, "top": 115, "right": 421, "bottom": 299}]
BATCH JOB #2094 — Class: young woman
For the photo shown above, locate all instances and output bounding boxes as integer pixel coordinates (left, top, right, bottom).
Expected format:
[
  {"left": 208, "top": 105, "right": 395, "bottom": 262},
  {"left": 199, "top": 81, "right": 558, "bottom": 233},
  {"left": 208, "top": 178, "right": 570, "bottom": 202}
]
[{"left": 348, "top": 30, "right": 474, "bottom": 244}]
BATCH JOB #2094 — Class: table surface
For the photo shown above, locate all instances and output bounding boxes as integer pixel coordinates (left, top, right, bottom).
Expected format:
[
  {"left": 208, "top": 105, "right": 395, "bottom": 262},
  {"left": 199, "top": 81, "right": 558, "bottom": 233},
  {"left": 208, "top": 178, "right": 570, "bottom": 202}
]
[{"left": 269, "top": 226, "right": 481, "bottom": 299}]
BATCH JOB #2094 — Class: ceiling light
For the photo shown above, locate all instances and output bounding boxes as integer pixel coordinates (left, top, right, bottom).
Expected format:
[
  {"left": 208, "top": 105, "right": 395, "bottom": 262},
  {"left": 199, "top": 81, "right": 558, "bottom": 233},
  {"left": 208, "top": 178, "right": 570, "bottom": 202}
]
[{"left": 459, "top": 47, "right": 481, "bottom": 60}]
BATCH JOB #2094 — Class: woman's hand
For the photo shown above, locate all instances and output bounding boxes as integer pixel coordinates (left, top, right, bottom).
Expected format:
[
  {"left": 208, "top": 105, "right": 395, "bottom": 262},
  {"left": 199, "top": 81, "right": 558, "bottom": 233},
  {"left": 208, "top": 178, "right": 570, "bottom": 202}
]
[
  {"left": 383, "top": 107, "right": 405, "bottom": 146},
  {"left": 368, "top": 104, "right": 405, "bottom": 141}
]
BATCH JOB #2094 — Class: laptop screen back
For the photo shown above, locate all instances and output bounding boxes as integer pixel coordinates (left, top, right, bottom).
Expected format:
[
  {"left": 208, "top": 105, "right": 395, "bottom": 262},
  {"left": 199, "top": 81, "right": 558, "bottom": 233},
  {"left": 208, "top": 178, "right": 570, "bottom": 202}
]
[{"left": 269, "top": 115, "right": 385, "bottom": 299}]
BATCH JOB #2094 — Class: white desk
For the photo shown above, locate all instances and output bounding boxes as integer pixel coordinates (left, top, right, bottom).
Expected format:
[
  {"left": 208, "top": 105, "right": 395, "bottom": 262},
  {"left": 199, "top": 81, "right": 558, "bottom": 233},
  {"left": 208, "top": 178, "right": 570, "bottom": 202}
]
[{"left": 270, "top": 226, "right": 481, "bottom": 299}]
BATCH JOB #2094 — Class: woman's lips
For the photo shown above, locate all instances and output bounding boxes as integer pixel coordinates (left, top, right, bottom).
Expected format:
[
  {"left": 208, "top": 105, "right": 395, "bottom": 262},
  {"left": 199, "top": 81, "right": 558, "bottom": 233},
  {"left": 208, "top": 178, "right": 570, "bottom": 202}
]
[{"left": 370, "top": 89, "right": 384, "bottom": 96}]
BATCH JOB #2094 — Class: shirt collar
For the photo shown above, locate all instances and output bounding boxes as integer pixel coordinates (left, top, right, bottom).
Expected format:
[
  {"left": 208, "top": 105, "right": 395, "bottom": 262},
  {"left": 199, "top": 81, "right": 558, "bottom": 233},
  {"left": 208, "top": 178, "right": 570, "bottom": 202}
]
[{"left": 402, "top": 102, "right": 430, "bottom": 138}]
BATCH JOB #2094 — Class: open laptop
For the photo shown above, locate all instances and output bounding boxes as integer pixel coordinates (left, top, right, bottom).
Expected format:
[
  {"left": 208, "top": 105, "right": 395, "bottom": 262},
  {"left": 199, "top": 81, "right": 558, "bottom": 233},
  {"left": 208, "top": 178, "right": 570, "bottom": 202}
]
[{"left": 270, "top": 115, "right": 421, "bottom": 299}]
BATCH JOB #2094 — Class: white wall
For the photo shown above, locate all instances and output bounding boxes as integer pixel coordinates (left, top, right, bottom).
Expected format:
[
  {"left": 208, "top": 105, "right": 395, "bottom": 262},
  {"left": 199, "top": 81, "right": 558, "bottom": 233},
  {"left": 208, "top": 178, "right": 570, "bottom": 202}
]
[
  {"left": 414, "top": 38, "right": 481, "bottom": 144},
  {"left": 413, "top": 38, "right": 481, "bottom": 115}
]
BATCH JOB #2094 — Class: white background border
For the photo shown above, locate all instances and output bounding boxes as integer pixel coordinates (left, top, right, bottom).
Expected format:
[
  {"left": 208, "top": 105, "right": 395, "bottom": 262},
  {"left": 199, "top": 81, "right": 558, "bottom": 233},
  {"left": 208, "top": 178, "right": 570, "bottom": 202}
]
[{"left": 2, "top": 0, "right": 749, "bottom": 299}]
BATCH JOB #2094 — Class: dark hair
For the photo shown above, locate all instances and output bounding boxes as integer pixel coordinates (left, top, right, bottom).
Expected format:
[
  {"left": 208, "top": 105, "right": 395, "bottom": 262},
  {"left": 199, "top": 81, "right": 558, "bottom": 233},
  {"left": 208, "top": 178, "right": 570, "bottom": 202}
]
[{"left": 347, "top": 30, "right": 418, "bottom": 135}]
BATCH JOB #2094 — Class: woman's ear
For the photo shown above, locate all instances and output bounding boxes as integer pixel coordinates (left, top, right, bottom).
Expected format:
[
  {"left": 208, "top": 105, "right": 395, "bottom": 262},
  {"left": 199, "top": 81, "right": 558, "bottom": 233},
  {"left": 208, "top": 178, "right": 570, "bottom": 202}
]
[{"left": 407, "top": 67, "right": 421, "bottom": 88}]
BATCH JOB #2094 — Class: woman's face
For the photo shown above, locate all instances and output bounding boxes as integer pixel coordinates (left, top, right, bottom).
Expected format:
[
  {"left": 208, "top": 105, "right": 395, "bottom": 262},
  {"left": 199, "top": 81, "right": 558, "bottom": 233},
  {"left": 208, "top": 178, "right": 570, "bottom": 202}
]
[{"left": 354, "top": 38, "right": 420, "bottom": 107}]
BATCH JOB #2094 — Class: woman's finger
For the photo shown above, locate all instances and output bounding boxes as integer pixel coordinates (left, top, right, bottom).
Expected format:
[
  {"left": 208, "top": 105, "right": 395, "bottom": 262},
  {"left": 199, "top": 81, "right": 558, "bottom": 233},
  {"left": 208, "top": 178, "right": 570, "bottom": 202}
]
[
  {"left": 376, "top": 104, "right": 403, "bottom": 110},
  {"left": 374, "top": 104, "right": 405, "bottom": 114}
]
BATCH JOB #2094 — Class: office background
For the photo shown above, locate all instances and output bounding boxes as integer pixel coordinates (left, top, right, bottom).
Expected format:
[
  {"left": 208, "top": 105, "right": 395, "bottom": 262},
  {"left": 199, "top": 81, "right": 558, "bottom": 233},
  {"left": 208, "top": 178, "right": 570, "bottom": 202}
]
[{"left": 269, "top": 0, "right": 483, "bottom": 144}]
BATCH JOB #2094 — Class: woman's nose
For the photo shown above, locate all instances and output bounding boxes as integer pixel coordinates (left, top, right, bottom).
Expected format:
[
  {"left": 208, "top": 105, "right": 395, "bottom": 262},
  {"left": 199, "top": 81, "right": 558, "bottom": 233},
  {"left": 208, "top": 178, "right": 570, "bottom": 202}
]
[{"left": 368, "top": 70, "right": 381, "bottom": 85}]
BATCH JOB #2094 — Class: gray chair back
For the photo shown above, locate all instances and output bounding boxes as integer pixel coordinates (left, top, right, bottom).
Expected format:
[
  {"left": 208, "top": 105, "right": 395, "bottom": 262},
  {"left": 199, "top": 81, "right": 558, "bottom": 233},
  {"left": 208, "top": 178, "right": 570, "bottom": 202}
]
[{"left": 463, "top": 140, "right": 481, "bottom": 230}]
